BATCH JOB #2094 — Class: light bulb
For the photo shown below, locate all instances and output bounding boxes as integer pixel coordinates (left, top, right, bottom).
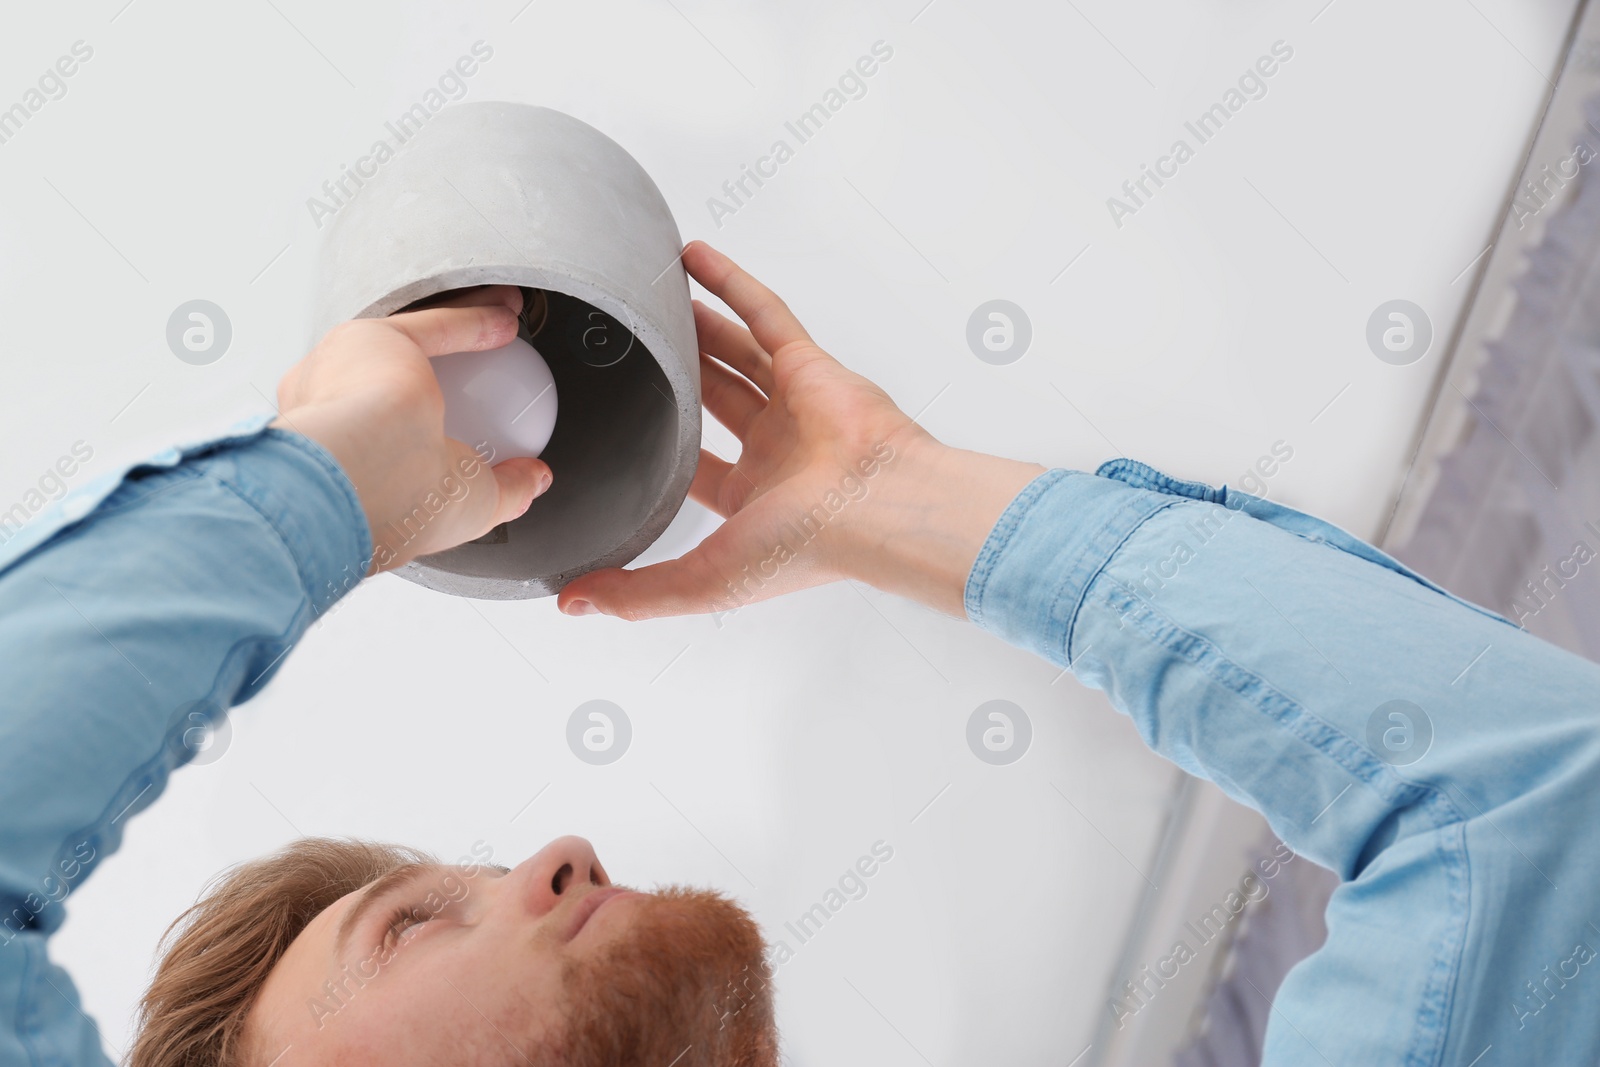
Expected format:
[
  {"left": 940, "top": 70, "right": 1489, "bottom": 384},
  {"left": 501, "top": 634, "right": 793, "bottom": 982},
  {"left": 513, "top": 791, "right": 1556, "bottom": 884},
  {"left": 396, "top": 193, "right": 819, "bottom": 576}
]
[{"left": 431, "top": 336, "right": 558, "bottom": 463}]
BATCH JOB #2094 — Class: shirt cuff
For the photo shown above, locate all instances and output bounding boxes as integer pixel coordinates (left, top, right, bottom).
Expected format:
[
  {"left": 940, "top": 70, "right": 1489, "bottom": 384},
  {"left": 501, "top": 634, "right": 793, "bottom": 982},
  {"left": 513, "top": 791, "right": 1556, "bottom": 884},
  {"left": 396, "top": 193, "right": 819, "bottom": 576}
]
[{"left": 963, "top": 468, "right": 1181, "bottom": 666}]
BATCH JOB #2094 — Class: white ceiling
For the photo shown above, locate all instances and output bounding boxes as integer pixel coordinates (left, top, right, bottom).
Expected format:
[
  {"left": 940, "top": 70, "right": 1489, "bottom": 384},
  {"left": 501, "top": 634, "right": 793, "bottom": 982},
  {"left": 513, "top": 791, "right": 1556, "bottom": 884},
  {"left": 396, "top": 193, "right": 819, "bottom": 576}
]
[{"left": 0, "top": 0, "right": 1578, "bottom": 1062}]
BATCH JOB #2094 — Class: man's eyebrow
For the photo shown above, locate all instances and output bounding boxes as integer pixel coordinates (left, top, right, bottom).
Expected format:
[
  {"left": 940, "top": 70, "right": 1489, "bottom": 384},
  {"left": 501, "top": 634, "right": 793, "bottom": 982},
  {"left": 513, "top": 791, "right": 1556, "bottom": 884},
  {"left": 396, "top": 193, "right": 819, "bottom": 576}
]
[{"left": 333, "top": 863, "right": 436, "bottom": 958}]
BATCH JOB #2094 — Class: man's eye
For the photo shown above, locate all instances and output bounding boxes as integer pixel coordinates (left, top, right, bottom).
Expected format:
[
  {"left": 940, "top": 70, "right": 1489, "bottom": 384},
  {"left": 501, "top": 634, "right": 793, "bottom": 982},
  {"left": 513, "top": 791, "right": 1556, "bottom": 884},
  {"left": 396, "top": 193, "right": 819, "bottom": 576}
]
[{"left": 385, "top": 904, "right": 430, "bottom": 945}]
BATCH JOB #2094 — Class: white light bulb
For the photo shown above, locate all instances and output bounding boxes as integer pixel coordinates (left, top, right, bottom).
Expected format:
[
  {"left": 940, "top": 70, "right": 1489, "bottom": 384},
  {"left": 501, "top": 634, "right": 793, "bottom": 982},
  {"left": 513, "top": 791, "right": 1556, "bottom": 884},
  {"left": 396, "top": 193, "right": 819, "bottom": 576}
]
[{"left": 432, "top": 336, "right": 558, "bottom": 463}]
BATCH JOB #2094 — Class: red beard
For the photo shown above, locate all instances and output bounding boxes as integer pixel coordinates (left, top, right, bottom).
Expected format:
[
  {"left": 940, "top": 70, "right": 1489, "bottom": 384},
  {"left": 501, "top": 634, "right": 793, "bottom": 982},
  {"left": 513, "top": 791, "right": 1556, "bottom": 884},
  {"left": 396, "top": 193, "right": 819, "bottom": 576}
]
[{"left": 552, "top": 886, "right": 778, "bottom": 1067}]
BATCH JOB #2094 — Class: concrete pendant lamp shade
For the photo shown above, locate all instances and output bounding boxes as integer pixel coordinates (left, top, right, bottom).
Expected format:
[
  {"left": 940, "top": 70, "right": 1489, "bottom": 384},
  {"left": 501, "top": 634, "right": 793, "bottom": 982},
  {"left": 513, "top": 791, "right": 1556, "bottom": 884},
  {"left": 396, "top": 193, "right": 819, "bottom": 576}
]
[{"left": 308, "top": 102, "right": 700, "bottom": 599}]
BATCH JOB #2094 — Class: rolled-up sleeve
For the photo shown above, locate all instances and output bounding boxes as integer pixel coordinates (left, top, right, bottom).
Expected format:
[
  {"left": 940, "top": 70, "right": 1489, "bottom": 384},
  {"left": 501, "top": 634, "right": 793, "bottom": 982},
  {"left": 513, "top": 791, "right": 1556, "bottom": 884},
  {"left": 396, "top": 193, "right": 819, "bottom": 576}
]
[{"left": 965, "top": 458, "right": 1600, "bottom": 1065}]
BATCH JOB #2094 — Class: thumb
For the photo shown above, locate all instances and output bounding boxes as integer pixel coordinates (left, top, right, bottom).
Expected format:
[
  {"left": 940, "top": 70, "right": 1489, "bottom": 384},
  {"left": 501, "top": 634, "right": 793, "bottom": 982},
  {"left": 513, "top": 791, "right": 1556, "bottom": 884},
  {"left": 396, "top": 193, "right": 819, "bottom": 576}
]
[
  {"left": 558, "top": 552, "right": 743, "bottom": 621},
  {"left": 485, "top": 457, "right": 552, "bottom": 529}
]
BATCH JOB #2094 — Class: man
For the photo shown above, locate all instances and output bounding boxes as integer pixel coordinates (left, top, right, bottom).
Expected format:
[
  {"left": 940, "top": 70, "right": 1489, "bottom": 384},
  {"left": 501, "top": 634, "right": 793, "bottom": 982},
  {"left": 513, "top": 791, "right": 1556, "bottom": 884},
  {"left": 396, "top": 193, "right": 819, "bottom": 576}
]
[{"left": 3, "top": 241, "right": 1598, "bottom": 1065}]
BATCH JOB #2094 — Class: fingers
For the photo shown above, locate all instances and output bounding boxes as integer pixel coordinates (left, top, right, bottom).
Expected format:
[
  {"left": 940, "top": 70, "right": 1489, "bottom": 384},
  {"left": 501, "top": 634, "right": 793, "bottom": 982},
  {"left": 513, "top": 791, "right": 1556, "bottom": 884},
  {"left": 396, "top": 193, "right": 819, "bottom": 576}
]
[
  {"left": 688, "top": 448, "right": 736, "bottom": 517},
  {"left": 407, "top": 284, "right": 525, "bottom": 315},
  {"left": 369, "top": 446, "right": 552, "bottom": 571},
  {"left": 683, "top": 241, "right": 814, "bottom": 357},
  {"left": 699, "top": 351, "right": 766, "bottom": 440},
  {"left": 485, "top": 457, "right": 552, "bottom": 528},
  {"left": 693, "top": 299, "right": 774, "bottom": 396},
  {"left": 387, "top": 303, "right": 520, "bottom": 359}
]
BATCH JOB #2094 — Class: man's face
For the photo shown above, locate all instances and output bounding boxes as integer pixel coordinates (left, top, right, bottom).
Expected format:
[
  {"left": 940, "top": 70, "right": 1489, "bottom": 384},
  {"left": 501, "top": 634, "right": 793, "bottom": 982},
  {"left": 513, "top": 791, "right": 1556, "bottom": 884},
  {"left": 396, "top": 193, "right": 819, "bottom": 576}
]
[{"left": 247, "top": 835, "right": 774, "bottom": 1065}]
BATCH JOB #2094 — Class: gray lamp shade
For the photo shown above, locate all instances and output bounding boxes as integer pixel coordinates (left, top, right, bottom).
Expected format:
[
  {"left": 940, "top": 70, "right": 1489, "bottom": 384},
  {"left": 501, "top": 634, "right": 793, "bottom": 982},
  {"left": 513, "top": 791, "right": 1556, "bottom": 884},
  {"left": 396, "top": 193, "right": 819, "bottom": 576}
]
[{"left": 308, "top": 101, "right": 700, "bottom": 599}]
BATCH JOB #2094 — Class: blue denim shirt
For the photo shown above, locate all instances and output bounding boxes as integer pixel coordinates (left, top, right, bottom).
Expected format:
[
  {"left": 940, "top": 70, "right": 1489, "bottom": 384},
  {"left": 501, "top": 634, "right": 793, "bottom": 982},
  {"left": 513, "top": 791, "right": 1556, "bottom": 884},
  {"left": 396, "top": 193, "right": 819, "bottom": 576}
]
[{"left": 3, "top": 423, "right": 1598, "bottom": 1065}]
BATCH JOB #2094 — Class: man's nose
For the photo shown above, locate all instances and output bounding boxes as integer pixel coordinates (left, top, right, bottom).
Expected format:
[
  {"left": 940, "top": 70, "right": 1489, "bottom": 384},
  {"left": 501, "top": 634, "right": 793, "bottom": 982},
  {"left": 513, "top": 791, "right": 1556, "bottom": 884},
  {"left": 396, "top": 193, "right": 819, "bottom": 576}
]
[{"left": 516, "top": 835, "right": 610, "bottom": 917}]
